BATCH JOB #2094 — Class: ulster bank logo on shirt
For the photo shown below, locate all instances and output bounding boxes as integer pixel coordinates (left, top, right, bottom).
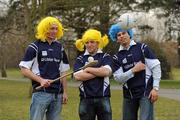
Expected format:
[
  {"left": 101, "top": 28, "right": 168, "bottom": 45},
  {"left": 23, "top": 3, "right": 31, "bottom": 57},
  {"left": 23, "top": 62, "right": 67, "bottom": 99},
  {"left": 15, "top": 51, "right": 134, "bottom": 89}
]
[
  {"left": 41, "top": 51, "right": 60, "bottom": 62},
  {"left": 41, "top": 57, "right": 60, "bottom": 62}
]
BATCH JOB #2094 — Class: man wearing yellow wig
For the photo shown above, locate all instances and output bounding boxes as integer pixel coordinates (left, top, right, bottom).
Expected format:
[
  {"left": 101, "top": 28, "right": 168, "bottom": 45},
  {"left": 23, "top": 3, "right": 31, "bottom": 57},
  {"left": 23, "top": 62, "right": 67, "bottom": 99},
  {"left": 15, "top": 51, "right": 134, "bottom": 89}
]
[
  {"left": 73, "top": 29, "right": 113, "bottom": 120},
  {"left": 19, "top": 16, "right": 70, "bottom": 120}
]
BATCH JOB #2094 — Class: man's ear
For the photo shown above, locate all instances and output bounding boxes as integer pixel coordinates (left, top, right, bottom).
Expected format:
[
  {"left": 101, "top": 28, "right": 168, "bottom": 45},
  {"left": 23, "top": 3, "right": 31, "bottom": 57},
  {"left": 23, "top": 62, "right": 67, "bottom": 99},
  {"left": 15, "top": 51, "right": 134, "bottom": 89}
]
[{"left": 126, "top": 32, "right": 130, "bottom": 39}]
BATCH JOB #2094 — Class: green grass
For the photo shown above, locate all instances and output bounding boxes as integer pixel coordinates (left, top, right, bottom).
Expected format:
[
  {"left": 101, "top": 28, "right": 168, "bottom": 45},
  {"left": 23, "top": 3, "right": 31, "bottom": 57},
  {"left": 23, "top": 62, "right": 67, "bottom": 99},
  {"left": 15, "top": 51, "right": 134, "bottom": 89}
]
[
  {"left": 160, "top": 80, "right": 180, "bottom": 89},
  {"left": 5, "top": 68, "right": 24, "bottom": 79},
  {"left": 0, "top": 80, "right": 180, "bottom": 120},
  {"left": 172, "top": 68, "right": 180, "bottom": 81}
]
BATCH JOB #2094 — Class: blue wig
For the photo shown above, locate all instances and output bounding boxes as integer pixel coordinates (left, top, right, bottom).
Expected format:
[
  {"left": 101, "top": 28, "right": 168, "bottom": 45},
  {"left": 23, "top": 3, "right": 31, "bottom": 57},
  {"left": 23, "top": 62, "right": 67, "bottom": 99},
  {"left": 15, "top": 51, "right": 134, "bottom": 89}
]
[{"left": 108, "top": 24, "right": 133, "bottom": 42}]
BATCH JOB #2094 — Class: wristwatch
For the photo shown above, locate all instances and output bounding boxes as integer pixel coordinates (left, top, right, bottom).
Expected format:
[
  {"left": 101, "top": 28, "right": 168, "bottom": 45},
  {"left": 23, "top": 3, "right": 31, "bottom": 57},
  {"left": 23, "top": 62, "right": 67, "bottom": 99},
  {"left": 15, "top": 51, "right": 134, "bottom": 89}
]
[{"left": 153, "top": 86, "right": 159, "bottom": 91}]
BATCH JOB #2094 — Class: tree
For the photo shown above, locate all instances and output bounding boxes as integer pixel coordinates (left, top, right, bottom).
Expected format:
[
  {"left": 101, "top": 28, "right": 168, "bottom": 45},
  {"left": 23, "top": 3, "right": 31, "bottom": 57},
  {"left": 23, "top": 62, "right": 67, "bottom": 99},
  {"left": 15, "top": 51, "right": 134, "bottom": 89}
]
[
  {"left": 0, "top": 0, "right": 50, "bottom": 77},
  {"left": 0, "top": 1, "right": 15, "bottom": 77},
  {"left": 136, "top": 0, "right": 180, "bottom": 63},
  {"left": 177, "top": 36, "right": 180, "bottom": 67}
]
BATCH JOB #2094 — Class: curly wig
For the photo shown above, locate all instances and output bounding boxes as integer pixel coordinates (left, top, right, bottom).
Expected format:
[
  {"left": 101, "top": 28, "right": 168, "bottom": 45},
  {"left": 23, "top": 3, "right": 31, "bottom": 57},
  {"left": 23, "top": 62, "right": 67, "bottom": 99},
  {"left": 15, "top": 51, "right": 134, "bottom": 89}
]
[
  {"left": 108, "top": 23, "right": 133, "bottom": 42},
  {"left": 75, "top": 29, "right": 109, "bottom": 51},
  {"left": 35, "top": 16, "right": 64, "bottom": 41}
]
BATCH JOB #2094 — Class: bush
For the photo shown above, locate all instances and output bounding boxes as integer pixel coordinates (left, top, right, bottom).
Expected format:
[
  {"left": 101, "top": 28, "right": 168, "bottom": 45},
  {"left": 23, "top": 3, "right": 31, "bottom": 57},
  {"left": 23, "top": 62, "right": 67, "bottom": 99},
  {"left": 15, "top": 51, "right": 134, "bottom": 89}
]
[
  {"left": 161, "top": 41, "right": 179, "bottom": 67},
  {"left": 142, "top": 38, "right": 172, "bottom": 79}
]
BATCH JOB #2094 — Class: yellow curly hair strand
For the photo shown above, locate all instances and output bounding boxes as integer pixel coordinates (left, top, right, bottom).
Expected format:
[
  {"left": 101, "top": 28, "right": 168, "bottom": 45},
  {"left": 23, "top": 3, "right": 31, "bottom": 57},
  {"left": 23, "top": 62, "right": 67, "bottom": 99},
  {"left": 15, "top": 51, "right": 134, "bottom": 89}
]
[
  {"left": 75, "top": 39, "right": 84, "bottom": 52},
  {"left": 99, "top": 35, "right": 109, "bottom": 49}
]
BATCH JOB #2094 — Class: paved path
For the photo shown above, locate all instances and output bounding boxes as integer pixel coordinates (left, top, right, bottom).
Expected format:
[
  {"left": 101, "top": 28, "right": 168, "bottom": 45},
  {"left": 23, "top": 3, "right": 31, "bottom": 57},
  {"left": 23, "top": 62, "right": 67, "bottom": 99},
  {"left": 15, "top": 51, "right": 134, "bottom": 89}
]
[
  {"left": 1, "top": 77, "right": 180, "bottom": 101},
  {"left": 157, "top": 89, "right": 180, "bottom": 101}
]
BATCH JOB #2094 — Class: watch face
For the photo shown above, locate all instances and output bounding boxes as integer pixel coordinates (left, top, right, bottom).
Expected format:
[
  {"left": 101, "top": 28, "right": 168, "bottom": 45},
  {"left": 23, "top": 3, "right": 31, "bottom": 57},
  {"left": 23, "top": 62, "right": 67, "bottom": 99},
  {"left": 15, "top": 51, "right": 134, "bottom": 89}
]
[{"left": 154, "top": 87, "right": 159, "bottom": 91}]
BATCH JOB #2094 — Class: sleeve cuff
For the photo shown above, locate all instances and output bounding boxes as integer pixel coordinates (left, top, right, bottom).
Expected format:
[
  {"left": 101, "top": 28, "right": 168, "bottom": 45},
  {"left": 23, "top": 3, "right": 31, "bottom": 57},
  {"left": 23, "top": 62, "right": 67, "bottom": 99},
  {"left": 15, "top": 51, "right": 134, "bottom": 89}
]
[
  {"left": 19, "top": 61, "right": 33, "bottom": 69},
  {"left": 153, "top": 79, "right": 160, "bottom": 88},
  {"left": 103, "top": 65, "right": 112, "bottom": 73}
]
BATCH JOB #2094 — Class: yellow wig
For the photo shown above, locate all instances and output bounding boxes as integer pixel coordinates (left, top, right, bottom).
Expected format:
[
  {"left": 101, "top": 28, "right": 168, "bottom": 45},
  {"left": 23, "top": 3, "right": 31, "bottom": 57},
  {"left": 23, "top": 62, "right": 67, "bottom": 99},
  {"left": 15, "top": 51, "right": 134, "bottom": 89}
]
[
  {"left": 75, "top": 29, "right": 109, "bottom": 51},
  {"left": 35, "top": 16, "right": 64, "bottom": 41}
]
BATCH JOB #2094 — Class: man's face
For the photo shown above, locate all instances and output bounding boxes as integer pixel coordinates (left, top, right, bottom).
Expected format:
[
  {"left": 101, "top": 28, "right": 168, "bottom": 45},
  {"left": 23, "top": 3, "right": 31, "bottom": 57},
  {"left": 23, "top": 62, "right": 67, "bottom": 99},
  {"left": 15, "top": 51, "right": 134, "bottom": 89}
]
[
  {"left": 85, "top": 40, "right": 99, "bottom": 55},
  {"left": 46, "top": 24, "right": 58, "bottom": 40},
  {"left": 117, "top": 31, "right": 131, "bottom": 47}
]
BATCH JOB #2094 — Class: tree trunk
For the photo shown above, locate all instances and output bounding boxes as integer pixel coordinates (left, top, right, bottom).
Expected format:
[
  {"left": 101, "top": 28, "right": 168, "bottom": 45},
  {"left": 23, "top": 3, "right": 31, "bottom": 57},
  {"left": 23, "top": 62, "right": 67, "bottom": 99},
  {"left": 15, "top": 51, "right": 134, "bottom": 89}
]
[
  {"left": 1, "top": 61, "right": 7, "bottom": 77},
  {"left": 178, "top": 44, "right": 180, "bottom": 67},
  {"left": 99, "top": 0, "right": 110, "bottom": 34},
  {"left": 0, "top": 34, "right": 7, "bottom": 78},
  {"left": 29, "top": 85, "right": 32, "bottom": 98}
]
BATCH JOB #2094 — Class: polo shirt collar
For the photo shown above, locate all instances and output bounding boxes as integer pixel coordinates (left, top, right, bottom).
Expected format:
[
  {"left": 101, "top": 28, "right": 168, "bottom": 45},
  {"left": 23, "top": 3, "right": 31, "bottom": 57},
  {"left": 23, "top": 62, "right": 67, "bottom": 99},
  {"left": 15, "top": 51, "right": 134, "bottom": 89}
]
[
  {"left": 43, "top": 39, "right": 57, "bottom": 45},
  {"left": 118, "top": 40, "right": 136, "bottom": 51},
  {"left": 84, "top": 49, "right": 103, "bottom": 56}
]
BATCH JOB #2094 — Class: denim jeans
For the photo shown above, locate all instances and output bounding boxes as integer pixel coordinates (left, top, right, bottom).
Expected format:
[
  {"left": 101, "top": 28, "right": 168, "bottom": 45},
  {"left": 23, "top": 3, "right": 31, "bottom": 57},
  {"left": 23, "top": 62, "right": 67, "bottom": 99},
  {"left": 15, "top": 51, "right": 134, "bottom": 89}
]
[
  {"left": 79, "top": 97, "right": 112, "bottom": 120},
  {"left": 123, "top": 96, "right": 154, "bottom": 120},
  {"left": 30, "top": 92, "right": 62, "bottom": 120}
]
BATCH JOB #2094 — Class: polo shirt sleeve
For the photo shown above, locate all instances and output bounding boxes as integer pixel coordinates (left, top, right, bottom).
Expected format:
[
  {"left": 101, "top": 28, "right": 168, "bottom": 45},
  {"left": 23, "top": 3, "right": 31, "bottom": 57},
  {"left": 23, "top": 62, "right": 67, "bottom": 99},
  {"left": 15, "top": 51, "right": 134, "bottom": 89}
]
[
  {"left": 102, "top": 53, "right": 113, "bottom": 73},
  {"left": 112, "top": 54, "right": 121, "bottom": 73},
  {"left": 143, "top": 44, "right": 161, "bottom": 88},
  {"left": 59, "top": 46, "right": 70, "bottom": 72},
  {"left": 73, "top": 56, "right": 84, "bottom": 72},
  {"left": 19, "top": 44, "right": 37, "bottom": 69},
  {"left": 143, "top": 44, "right": 160, "bottom": 69}
]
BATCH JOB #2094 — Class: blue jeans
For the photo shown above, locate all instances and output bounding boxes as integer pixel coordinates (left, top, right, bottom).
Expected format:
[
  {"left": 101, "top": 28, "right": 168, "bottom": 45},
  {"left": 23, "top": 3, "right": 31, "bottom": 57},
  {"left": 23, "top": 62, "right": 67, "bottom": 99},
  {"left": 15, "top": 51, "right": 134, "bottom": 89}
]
[
  {"left": 30, "top": 92, "right": 62, "bottom": 120},
  {"left": 79, "top": 97, "right": 112, "bottom": 120},
  {"left": 123, "top": 96, "right": 154, "bottom": 120}
]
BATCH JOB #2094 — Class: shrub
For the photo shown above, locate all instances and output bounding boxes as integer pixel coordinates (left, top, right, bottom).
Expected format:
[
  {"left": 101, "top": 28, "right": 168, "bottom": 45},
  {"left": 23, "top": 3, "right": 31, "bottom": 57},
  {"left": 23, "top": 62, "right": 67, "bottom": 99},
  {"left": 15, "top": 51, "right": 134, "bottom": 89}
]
[
  {"left": 142, "top": 38, "right": 172, "bottom": 79},
  {"left": 161, "top": 41, "right": 179, "bottom": 67}
]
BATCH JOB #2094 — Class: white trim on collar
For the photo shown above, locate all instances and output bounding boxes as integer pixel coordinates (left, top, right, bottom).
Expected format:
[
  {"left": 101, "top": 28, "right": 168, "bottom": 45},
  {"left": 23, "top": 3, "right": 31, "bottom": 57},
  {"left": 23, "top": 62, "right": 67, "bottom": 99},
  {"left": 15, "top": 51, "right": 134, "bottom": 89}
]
[
  {"left": 118, "top": 40, "right": 136, "bottom": 51},
  {"left": 84, "top": 49, "right": 103, "bottom": 55}
]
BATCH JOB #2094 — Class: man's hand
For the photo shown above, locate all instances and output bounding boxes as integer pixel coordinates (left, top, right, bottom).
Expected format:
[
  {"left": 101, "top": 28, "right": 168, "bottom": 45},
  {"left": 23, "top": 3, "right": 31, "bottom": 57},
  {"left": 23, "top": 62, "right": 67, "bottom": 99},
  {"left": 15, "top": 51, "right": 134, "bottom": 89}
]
[
  {"left": 62, "top": 92, "right": 68, "bottom": 104},
  {"left": 132, "top": 61, "right": 145, "bottom": 73},
  {"left": 148, "top": 89, "right": 158, "bottom": 103},
  {"left": 40, "top": 79, "right": 51, "bottom": 88}
]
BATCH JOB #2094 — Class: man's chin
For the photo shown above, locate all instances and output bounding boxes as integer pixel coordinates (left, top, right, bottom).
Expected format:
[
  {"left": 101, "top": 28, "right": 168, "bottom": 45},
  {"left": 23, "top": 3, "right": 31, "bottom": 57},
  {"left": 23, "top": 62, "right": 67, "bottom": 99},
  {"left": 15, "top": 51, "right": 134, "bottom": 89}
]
[
  {"left": 88, "top": 50, "right": 95, "bottom": 54},
  {"left": 47, "top": 36, "right": 56, "bottom": 40}
]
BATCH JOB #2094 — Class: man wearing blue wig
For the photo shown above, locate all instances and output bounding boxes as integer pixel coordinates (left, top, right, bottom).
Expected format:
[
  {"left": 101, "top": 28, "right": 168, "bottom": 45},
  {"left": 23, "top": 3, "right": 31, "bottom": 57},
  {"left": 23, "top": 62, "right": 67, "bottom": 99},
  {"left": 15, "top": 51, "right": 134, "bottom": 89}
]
[{"left": 109, "top": 24, "right": 161, "bottom": 120}]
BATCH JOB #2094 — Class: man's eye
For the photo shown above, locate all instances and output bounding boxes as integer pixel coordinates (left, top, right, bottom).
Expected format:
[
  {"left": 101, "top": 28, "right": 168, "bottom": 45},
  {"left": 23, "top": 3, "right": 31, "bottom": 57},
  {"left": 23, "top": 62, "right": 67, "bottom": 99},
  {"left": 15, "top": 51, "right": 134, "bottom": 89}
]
[{"left": 117, "top": 34, "right": 122, "bottom": 36}]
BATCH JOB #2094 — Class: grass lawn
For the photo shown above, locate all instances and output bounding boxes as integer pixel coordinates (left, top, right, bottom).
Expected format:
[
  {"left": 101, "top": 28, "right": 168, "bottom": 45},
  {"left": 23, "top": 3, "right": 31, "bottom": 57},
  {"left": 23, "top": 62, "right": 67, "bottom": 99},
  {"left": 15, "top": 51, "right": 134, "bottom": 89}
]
[
  {"left": 172, "top": 68, "right": 180, "bottom": 81},
  {"left": 0, "top": 80, "right": 180, "bottom": 120}
]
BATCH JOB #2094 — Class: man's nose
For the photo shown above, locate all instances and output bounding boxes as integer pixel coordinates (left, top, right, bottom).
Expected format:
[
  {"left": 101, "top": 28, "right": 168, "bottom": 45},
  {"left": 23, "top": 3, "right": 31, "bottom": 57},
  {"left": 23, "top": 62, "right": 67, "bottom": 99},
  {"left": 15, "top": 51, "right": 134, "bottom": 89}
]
[{"left": 53, "top": 29, "right": 58, "bottom": 32}]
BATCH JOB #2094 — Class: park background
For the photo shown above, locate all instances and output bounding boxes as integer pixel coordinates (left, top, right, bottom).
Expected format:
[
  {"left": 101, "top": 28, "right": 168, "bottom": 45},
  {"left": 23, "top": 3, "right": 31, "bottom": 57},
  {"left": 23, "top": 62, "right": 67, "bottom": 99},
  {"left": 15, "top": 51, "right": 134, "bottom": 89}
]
[{"left": 0, "top": 0, "right": 180, "bottom": 120}]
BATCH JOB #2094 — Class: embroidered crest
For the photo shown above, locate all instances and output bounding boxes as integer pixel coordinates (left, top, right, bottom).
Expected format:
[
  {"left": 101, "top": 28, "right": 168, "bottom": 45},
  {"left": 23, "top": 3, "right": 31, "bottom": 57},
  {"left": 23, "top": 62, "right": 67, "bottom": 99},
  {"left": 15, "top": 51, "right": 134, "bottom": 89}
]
[
  {"left": 122, "top": 58, "right": 127, "bottom": 64},
  {"left": 42, "top": 51, "right": 47, "bottom": 56}
]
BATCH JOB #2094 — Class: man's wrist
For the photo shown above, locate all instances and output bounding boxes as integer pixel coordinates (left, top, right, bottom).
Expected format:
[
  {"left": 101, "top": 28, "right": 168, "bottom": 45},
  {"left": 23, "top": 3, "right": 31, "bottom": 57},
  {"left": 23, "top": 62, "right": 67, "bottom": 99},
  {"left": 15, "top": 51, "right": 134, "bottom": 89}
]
[
  {"left": 131, "top": 68, "right": 136, "bottom": 73},
  {"left": 153, "top": 86, "right": 159, "bottom": 91}
]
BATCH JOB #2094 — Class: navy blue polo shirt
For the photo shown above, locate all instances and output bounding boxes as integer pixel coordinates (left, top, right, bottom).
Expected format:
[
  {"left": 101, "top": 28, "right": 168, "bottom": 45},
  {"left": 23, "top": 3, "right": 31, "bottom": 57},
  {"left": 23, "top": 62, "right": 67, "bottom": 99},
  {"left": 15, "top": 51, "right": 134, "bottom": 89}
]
[
  {"left": 19, "top": 40, "right": 70, "bottom": 93},
  {"left": 74, "top": 50, "right": 113, "bottom": 98},
  {"left": 113, "top": 41, "right": 158, "bottom": 98}
]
